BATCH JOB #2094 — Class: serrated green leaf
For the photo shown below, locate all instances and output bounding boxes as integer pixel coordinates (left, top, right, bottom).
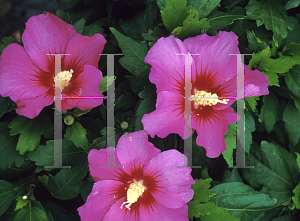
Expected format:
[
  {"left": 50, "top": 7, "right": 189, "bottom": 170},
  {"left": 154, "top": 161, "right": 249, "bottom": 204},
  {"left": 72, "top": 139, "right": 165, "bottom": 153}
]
[
  {"left": 199, "top": 202, "right": 240, "bottom": 221},
  {"left": 0, "top": 180, "right": 17, "bottom": 217},
  {"left": 73, "top": 18, "right": 86, "bottom": 34},
  {"left": 160, "top": 0, "right": 188, "bottom": 31},
  {"left": 55, "top": 9, "right": 71, "bottom": 24},
  {"left": 246, "top": 30, "right": 267, "bottom": 53},
  {"left": 245, "top": 96, "right": 260, "bottom": 112},
  {"left": 260, "top": 91, "right": 279, "bottom": 133},
  {"left": 110, "top": 27, "right": 149, "bottom": 78},
  {"left": 285, "top": 65, "right": 300, "bottom": 97},
  {"left": 290, "top": 93, "right": 300, "bottom": 112},
  {"left": 187, "top": 200, "right": 208, "bottom": 219},
  {"left": 223, "top": 123, "right": 236, "bottom": 167},
  {"left": 292, "top": 182, "right": 300, "bottom": 209},
  {"left": 65, "top": 121, "right": 89, "bottom": 151},
  {"left": 27, "top": 139, "right": 87, "bottom": 169},
  {"left": 13, "top": 206, "right": 48, "bottom": 221},
  {"left": 245, "top": 111, "right": 255, "bottom": 153},
  {"left": 188, "top": 0, "right": 221, "bottom": 19},
  {"left": 47, "top": 163, "right": 88, "bottom": 200},
  {"left": 0, "top": 122, "right": 25, "bottom": 170},
  {"left": 8, "top": 113, "right": 53, "bottom": 155},
  {"left": 99, "top": 76, "right": 116, "bottom": 93},
  {"left": 135, "top": 85, "right": 157, "bottom": 130},
  {"left": 246, "top": 0, "right": 294, "bottom": 46},
  {"left": 210, "top": 182, "right": 277, "bottom": 221},
  {"left": 242, "top": 141, "right": 300, "bottom": 203},
  {"left": 192, "top": 178, "right": 214, "bottom": 203},
  {"left": 283, "top": 101, "right": 300, "bottom": 145},
  {"left": 176, "top": 7, "right": 210, "bottom": 39},
  {"left": 14, "top": 196, "right": 29, "bottom": 211}
]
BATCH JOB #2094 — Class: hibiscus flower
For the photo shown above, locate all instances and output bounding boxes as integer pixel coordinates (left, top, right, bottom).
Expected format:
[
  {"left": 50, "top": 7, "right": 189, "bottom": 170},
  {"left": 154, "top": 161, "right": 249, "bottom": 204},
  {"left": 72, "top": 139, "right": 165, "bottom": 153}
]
[
  {"left": 0, "top": 12, "right": 106, "bottom": 119},
  {"left": 141, "top": 32, "right": 269, "bottom": 158},
  {"left": 78, "top": 130, "right": 194, "bottom": 220}
]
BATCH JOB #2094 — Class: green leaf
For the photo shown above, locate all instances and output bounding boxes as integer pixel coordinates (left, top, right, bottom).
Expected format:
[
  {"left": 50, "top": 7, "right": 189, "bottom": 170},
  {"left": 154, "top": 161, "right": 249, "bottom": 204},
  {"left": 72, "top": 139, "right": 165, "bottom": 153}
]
[
  {"left": 27, "top": 139, "right": 87, "bottom": 169},
  {"left": 0, "top": 180, "right": 17, "bottom": 217},
  {"left": 246, "top": 30, "right": 267, "bottom": 53},
  {"left": 13, "top": 206, "right": 48, "bottom": 221},
  {"left": 292, "top": 182, "right": 300, "bottom": 209},
  {"left": 242, "top": 141, "right": 300, "bottom": 203},
  {"left": 188, "top": 0, "right": 221, "bottom": 19},
  {"left": 115, "top": 90, "right": 138, "bottom": 111},
  {"left": 73, "top": 18, "right": 86, "bottom": 34},
  {"left": 187, "top": 200, "right": 208, "bottom": 219},
  {"left": 14, "top": 196, "right": 29, "bottom": 211},
  {"left": 0, "top": 122, "right": 25, "bottom": 170},
  {"left": 283, "top": 101, "right": 300, "bottom": 145},
  {"left": 291, "top": 93, "right": 300, "bottom": 112},
  {"left": 46, "top": 163, "right": 88, "bottom": 200},
  {"left": 0, "top": 36, "right": 19, "bottom": 56},
  {"left": 285, "top": 65, "right": 300, "bottom": 97},
  {"left": 160, "top": 0, "right": 188, "bottom": 31},
  {"left": 175, "top": 7, "right": 210, "bottom": 39},
  {"left": 245, "top": 96, "right": 260, "bottom": 112},
  {"left": 246, "top": 0, "right": 294, "bottom": 47},
  {"left": 110, "top": 27, "right": 149, "bottom": 77},
  {"left": 199, "top": 202, "right": 240, "bottom": 221},
  {"left": 192, "top": 178, "right": 214, "bottom": 203},
  {"left": 210, "top": 182, "right": 277, "bottom": 221},
  {"left": 82, "top": 22, "right": 105, "bottom": 37},
  {"left": 223, "top": 123, "right": 236, "bottom": 167},
  {"left": 284, "top": 0, "right": 300, "bottom": 10},
  {"left": 135, "top": 85, "right": 157, "bottom": 130},
  {"left": 223, "top": 168, "right": 244, "bottom": 183},
  {"left": 0, "top": 96, "right": 15, "bottom": 119},
  {"left": 55, "top": 9, "right": 71, "bottom": 24},
  {"left": 8, "top": 113, "right": 53, "bottom": 155},
  {"left": 99, "top": 76, "right": 116, "bottom": 93},
  {"left": 296, "top": 152, "right": 300, "bottom": 173},
  {"left": 65, "top": 121, "right": 89, "bottom": 151},
  {"left": 245, "top": 110, "right": 255, "bottom": 153},
  {"left": 259, "top": 91, "right": 279, "bottom": 133}
]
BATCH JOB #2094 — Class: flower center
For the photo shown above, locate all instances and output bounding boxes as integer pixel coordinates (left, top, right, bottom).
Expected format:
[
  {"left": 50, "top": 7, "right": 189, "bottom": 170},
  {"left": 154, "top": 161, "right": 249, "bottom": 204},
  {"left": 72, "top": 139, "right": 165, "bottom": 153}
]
[
  {"left": 189, "top": 89, "right": 229, "bottom": 109},
  {"left": 120, "top": 179, "right": 147, "bottom": 210},
  {"left": 54, "top": 69, "right": 73, "bottom": 90}
]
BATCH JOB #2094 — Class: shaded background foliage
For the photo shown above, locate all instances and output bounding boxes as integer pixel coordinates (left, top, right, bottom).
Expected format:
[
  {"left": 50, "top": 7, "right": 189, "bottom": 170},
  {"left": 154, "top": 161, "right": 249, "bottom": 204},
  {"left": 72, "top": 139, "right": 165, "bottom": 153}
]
[{"left": 0, "top": 0, "right": 300, "bottom": 220}]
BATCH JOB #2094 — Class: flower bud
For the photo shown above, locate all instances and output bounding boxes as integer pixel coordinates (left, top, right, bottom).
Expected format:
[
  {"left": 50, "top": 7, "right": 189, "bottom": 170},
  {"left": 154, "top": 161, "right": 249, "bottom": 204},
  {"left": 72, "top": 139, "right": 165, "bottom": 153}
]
[
  {"left": 64, "top": 115, "right": 74, "bottom": 125},
  {"left": 124, "top": 132, "right": 130, "bottom": 135},
  {"left": 121, "top": 121, "right": 129, "bottom": 130}
]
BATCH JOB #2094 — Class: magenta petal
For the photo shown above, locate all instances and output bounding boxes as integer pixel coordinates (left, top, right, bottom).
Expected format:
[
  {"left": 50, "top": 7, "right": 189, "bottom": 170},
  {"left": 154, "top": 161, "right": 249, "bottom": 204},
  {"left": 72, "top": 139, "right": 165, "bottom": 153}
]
[
  {"left": 183, "top": 31, "right": 240, "bottom": 87},
  {"left": 22, "top": 12, "right": 77, "bottom": 72},
  {"left": 144, "top": 149, "right": 194, "bottom": 209},
  {"left": 139, "top": 201, "right": 188, "bottom": 221},
  {"left": 145, "top": 36, "right": 196, "bottom": 93},
  {"left": 142, "top": 91, "right": 194, "bottom": 139},
  {"left": 116, "top": 131, "right": 161, "bottom": 174},
  {"left": 78, "top": 180, "right": 123, "bottom": 221},
  {"left": 243, "top": 65, "right": 269, "bottom": 98},
  {"left": 0, "top": 43, "right": 48, "bottom": 101},
  {"left": 88, "top": 147, "right": 125, "bottom": 182},
  {"left": 103, "top": 198, "right": 139, "bottom": 221},
  {"left": 61, "top": 65, "right": 104, "bottom": 111},
  {"left": 65, "top": 33, "right": 106, "bottom": 69},
  {"left": 193, "top": 107, "right": 239, "bottom": 158}
]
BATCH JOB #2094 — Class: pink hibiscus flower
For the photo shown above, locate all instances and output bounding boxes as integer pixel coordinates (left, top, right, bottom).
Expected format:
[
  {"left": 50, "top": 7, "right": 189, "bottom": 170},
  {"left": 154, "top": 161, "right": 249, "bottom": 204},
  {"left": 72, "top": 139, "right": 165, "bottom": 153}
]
[
  {"left": 78, "top": 130, "right": 194, "bottom": 221},
  {"left": 141, "top": 32, "right": 269, "bottom": 158},
  {"left": 0, "top": 12, "right": 106, "bottom": 119}
]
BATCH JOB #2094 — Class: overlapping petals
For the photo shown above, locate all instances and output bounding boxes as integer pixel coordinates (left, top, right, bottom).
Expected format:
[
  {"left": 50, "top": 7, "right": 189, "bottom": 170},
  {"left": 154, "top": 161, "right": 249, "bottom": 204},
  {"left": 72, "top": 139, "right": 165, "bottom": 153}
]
[
  {"left": 0, "top": 12, "right": 106, "bottom": 118},
  {"left": 78, "top": 130, "right": 194, "bottom": 221},
  {"left": 142, "top": 32, "right": 269, "bottom": 158}
]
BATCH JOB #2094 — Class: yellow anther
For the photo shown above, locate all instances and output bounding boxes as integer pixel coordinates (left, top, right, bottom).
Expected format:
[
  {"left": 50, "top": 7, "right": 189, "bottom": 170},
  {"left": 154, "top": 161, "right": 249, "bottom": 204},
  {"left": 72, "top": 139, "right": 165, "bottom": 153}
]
[
  {"left": 120, "top": 179, "right": 147, "bottom": 210},
  {"left": 189, "top": 89, "right": 229, "bottom": 108},
  {"left": 54, "top": 69, "right": 73, "bottom": 89}
]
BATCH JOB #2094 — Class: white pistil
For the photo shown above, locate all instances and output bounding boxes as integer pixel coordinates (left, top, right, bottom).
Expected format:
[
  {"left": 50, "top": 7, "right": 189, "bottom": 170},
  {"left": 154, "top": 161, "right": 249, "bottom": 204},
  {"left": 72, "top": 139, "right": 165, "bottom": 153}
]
[
  {"left": 189, "top": 88, "right": 229, "bottom": 108},
  {"left": 54, "top": 69, "right": 73, "bottom": 90},
  {"left": 120, "top": 179, "right": 147, "bottom": 210}
]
